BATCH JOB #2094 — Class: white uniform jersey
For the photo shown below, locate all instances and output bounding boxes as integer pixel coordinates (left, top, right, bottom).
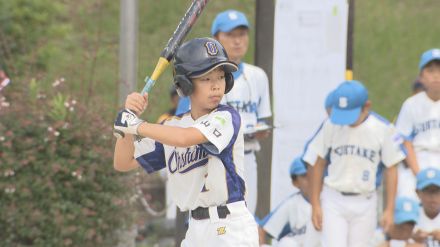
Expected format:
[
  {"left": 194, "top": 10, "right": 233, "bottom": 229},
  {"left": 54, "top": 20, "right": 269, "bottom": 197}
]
[
  {"left": 133, "top": 105, "right": 245, "bottom": 211},
  {"left": 302, "top": 120, "right": 326, "bottom": 166},
  {"left": 414, "top": 208, "right": 440, "bottom": 247},
  {"left": 261, "top": 192, "right": 321, "bottom": 246},
  {"left": 396, "top": 92, "right": 440, "bottom": 169},
  {"left": 309, "top": 112, "right": 406, "bottom": 193},
  {"left": 221, "top": 62, "right": 272, "bottom": 151}
]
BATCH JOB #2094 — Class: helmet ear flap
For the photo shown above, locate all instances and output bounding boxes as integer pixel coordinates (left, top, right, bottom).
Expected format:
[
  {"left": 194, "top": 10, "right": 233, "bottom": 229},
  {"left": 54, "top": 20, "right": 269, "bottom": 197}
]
[
  {"left": 224, "top": 72, "right": 234, "bottom": 94},
  {"left": 174, "top": 74, "right": 193, "bottom": 97}
]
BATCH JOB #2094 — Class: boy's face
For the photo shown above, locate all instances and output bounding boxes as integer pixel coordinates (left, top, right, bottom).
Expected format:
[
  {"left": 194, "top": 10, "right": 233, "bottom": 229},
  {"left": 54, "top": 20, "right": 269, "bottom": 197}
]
[
  {"left": 215, "top": 27, "right": 249, "bottom": 63},
  {"left": 388, "top": 222, "right": 416, "bottom": 240},
  {"left": 417, "top": 185, "right": 440, "bottom": 215},
  {"left": 292, "top": 174, "right": 309, "bottom": 198},
  {"left": 420, "top": 61, "right": 440, "bottom": 94},
  {"left": 349, "top": 101, "right": 371, "bottom": 127},
  {"left": 191, "top": 67, "right": 226, "bottom": 111}
]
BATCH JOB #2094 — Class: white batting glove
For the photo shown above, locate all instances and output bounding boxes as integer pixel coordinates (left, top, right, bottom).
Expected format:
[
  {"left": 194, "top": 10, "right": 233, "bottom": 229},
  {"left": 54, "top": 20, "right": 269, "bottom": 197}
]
[{"left": 113, "top": 109, "right": 145, "bottom": 138}]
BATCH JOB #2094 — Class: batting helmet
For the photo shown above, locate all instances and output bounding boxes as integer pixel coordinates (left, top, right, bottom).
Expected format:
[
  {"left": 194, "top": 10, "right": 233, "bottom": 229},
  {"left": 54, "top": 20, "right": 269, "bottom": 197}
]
[{"left": 173, "top": 37, "right": 237, "bottom": 97}]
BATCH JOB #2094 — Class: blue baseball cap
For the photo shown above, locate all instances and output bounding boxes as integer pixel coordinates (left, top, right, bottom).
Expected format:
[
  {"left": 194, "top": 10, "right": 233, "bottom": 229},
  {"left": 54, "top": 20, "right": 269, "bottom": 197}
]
[
  {"left": 211, "top": 10, "right": 249, "bottom": 36},
  {"left": 289, "top": 157, "right": 307, "bottom": 176},
  {"left": 324, "top": 90, "right": 335, "bottom": 109},
  {"left": 419, "top": 48, "right": 440, "bottom": 70},
  {"left": 330, "top": 80, "right": 368, "bottom": 125},
  {"left": 394, "top": 197, "right": 420, "bottom": 224},
  {"left": 416, "top": 168, "right": 440, "bottom": 190}
]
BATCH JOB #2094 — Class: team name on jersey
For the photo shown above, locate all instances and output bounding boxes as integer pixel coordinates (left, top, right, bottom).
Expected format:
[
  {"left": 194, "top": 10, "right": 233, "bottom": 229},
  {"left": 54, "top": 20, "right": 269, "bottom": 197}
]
[
  {"left": 168, "top": 145, "right": 209, "bottom": 174},
  {"left": 291, "top": 225, "right": 306, "bottom": 236},
  {"left": 226, "top": 100, "right": 257, "bottom": 114},
  {"left": 333, "top": 145, "right": 377, "bottom": 162},
  {"left": 414, "top": 119, "right": 440, "bottom": 135}
]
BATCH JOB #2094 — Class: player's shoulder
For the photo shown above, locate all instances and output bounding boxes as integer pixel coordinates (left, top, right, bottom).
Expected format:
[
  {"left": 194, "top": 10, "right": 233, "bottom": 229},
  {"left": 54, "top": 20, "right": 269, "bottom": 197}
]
[
  {"left": 320, "top": 118, "right": 339, "bottom": 131},
  {"left": 209, "top": 104, "right": 241, "bottom": 126},
  {"left": 402, "top": 91, "right": 428, "bottom": 106},
  {"left": 282, "top": 191, "right": 303, "bottom": 204},
  {"left": 162, "top": 110, "right": 191, "bottom": 125},
  {"left": 367, "top": 112, "right": 399, "bottom": 133},
  {"left": 213, "top": 104, "right": 240, "bottom": 118},
  {"left": 367, "top": 112, "right": 402, "bottom": 139},
  {"left": 243, "top": 62, "right": 268, "bottom": 78},
  {"left": 369, "top": 112, "right": 392, "bottom": 126}
]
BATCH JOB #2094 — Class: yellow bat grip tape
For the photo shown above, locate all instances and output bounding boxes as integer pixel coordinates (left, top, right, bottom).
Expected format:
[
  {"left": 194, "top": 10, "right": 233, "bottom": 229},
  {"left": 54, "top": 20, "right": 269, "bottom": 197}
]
[{"left": 150, "top": 57, "right": 170, "bottom": 81}]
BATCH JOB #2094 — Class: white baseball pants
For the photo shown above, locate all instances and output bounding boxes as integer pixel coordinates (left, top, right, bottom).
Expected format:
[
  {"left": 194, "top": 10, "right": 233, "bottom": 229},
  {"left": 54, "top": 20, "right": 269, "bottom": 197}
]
[
  {"left": 321, "top": 186, "right": 377, "bottom": 247},
  {"left": 181, "top": 201, "right": 259, "bottom": 247}
]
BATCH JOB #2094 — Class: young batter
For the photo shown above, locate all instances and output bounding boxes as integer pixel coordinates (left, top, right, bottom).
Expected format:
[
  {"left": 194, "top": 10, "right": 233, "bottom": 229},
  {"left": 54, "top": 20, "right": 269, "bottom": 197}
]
[{"left": 113, "top": 37, "right": 258, "bottom": 247}]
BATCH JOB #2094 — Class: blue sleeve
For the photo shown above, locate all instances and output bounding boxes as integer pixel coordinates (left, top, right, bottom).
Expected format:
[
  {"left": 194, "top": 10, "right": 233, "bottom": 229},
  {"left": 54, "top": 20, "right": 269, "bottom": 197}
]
[{"left": 135, "top": 141, "right": 166, "bottom": 173}]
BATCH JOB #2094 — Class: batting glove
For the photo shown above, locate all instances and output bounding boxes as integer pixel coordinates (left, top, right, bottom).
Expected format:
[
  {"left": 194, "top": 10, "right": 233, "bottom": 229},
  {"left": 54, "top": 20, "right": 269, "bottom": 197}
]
[{"left": 113, "top": 109, "right": 145, "bottom": 138}]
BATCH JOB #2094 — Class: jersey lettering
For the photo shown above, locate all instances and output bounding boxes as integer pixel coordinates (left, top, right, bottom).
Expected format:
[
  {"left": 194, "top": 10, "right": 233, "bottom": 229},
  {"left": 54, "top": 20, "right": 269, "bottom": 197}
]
[
  {"left": 333, "top": 145, "right": 377, "bottom": 162},
  {"left": 291, "top": 225, "right": 306, "bottom": 236},
  {"left": 200, "top": 120, "right": 210, "bottom": 127},
  {"left": 226, "top": 100, "right": 258, "bottom": 114},
  {"left": 168, "top": 146, "right": 209, "bottom": 174},
  {"left": 213, "top": 128, "right": 222, "bottom": 138},
  {"left": 414, "top": 119, "right": 440, "bottom": 135}
]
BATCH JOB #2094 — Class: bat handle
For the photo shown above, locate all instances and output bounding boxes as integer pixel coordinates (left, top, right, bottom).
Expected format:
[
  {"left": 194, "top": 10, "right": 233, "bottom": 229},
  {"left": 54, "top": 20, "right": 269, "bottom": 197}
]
[{"left": 141, "top": 76, "right": 155, "bottom": 95}]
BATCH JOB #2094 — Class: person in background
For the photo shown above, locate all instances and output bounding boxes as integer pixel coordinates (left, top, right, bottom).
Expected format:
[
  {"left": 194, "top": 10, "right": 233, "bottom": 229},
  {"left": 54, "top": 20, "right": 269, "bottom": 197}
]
[
  {"left": 156, "top": 86, "right": 179, "bottom": 123},
  {"left": 212, "top": 9, "right": 272, "bottom": 215},
  {"left": 412, "top": 168, "right": 440, "bottom": 246}
]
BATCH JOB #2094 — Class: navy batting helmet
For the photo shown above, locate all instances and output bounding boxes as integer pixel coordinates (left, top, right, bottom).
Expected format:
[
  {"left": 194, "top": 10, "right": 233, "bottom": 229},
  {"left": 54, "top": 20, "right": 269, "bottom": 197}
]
[{"left": 173, "top": 37, "right": 237, "bottom": 96}]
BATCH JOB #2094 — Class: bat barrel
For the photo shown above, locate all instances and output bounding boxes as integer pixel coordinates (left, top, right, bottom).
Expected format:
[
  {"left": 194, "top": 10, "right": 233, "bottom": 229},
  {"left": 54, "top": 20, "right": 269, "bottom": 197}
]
[{"left": 160, "top": 0, "right": 209, "bottom": 61}]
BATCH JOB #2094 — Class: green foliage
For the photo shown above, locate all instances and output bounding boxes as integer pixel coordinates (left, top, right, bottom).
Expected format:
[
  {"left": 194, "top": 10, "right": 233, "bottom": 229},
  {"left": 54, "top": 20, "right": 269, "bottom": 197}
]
[
  {"left": 48, "top": 93, "right": 68, "bottom": 122},
  {"left": 0, "top": 81, "right": 134, "bottom": 246},
  {"left": 0, "top": 0, "right": 70, "bottom": 73},
  {"left": 355, "top": 0, "right": 440, "bottom": 119}
]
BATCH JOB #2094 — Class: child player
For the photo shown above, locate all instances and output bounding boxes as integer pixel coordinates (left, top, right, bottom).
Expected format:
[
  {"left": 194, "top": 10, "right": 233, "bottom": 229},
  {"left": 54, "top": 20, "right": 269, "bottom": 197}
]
[
  {"left": 259, "top": 157, "right": 321, "bottom": 247},
  {"left": 309, "top": 80, "right": 406, "bottom": 247},
  {"left": 412, "top": 168, "right": 440, "bottom": 246},
  {"left": 396, "top": 48, "right": 440, "bottom": 199},
  {"left": 113, "top": 37, "right": 258, "bottom": 246}
]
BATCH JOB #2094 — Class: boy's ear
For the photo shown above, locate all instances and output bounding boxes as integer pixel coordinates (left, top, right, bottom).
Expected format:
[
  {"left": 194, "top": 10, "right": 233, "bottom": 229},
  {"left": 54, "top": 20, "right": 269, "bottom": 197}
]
[
  {"left": 291, "top": 178, "right": 298, "bottom": 187},
  {"left": 363, "top": 100, "right": 372, "bottom": 111}
]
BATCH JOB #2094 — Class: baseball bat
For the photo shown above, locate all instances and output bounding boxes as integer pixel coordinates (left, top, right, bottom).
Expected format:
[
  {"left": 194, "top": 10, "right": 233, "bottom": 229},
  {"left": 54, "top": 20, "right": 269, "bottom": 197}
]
[
  {"left": 141, "top": 0, "right": 210, "bottom": 94},
  {"left": 114, "top": 0, "right": 209, "bottom": 139}
]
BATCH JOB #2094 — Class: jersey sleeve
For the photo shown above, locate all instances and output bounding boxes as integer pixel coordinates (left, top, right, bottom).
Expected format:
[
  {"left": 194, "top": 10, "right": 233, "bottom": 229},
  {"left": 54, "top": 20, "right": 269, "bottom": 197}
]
[
  {"left": 395, "top": 100, "right": 415, "bottom": 140},
  {"left": 261, "top": 197, "right": 295, "bottom": 240},
  {"left": 309, "top": 120, "right": 331, "bottom": 160},
  {"left": 134, "top": 137, "right": 166, "bottom": 173},
  {"left": 193, "top": 108, "right": 240, "bottom": 155},
  {"left": 381, "top": 125, "right": 407, "bottom": 167},
  {"left": 256, "top": 68, "right": 272, "bottom": 120},
  {"left": 302, "top": 120, "right": 326, "bottom": 166}
]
